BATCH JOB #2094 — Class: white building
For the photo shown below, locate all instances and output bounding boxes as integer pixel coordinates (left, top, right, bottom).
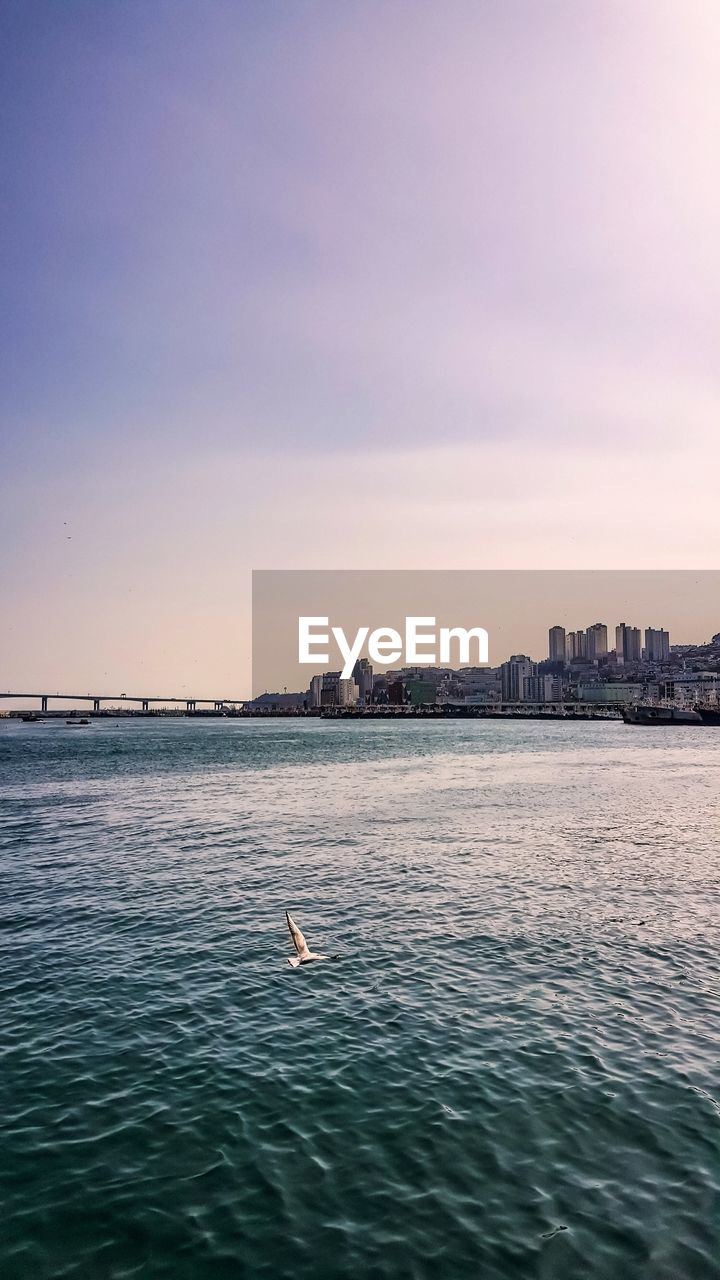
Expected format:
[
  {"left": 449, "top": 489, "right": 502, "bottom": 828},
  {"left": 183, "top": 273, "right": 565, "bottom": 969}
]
[
  {"left": 337, "top": 679, "right": 359, "bottom": 706},
  {"left": 524, "top": 674, "right": 562, "bottom": 702},
  {"left": 501, "top": 655, "right": 534, "bottom": 701}
]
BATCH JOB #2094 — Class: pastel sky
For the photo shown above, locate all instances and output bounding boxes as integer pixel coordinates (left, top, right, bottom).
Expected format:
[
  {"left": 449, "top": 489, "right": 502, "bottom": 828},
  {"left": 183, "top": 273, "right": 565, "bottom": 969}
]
[{"left": 2, "top": 1, "right": 720, "bottom": 698}]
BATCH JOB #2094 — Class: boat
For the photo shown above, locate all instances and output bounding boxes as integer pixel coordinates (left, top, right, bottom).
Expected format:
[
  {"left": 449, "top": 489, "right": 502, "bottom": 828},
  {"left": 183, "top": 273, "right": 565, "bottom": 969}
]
[
  {"left": 696, "top": 707, "right": 720, "bottom": 725},
  {"left": 623, "top": 706, "right": 702, "bottom": 725},
  {"left": 66, "top": 718, "right": 91, "bottom": 726},
  {"left": 21, "top": 714, "right": 43, "bottom": 723}
]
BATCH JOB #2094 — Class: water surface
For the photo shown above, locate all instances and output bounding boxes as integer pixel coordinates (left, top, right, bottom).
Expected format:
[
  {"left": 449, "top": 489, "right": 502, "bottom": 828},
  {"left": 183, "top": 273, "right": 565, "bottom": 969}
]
[{"left": 1, "top": 718, "right": 718, "bottom": 1279}]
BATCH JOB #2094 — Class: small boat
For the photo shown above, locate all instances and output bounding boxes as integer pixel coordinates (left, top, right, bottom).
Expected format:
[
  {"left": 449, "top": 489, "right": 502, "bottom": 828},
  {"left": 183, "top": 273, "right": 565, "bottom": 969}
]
[
  {"left": 623, "top": 706, "right": 702, "bottom": 725},
  {"left": 66, "top": 718, "right": 91, "bottom": 727},
  {"left": 21, "top": 714, "right": 43, "bottom": 723}
]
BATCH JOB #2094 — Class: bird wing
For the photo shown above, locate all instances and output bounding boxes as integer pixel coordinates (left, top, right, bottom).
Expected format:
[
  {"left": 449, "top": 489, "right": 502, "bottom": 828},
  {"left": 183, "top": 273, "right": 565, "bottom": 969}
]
[{"left": 286, "top": 910, "right": 310, "bottom": 957}]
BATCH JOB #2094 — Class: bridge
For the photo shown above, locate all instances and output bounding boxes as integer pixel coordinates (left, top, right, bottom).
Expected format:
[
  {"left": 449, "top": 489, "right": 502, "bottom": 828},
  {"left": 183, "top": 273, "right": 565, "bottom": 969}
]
[{"left": 0, "top": 693, "right": 245, "bottom": 713}]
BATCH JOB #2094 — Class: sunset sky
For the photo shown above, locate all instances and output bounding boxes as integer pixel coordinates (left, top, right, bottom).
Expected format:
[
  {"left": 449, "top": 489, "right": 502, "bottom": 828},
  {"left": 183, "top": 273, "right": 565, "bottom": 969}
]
[{"left": 2, "top": 1, "right": 720, "bottom": 697}]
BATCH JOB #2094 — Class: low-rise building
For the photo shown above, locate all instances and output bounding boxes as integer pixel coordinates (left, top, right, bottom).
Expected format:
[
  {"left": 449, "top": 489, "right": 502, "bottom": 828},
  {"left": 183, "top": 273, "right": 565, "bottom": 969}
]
[
  {"left": 578, "top": 682, "right": 648, "bottom": 704},
  {"left": 404, "top": 679, "right": 437, "bottom": 707},
  {"left": 523, "top": 674, "right": 562, "bottom": 702}
]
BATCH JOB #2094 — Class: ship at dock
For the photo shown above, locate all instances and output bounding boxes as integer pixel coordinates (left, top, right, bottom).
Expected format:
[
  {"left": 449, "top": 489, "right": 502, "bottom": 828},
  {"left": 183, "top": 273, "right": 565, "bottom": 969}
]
[
  {"left": 622, "top": 705, "right": 720, "bottom": 725},
  {"left": 695, "top": 706, "right": 720, "bottom": 725}
]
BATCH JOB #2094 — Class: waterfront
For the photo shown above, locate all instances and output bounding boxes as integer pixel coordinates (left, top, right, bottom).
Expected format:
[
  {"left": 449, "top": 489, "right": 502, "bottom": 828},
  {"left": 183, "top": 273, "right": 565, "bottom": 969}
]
[{"left": 1, "top": 718, "right": 719, "bottom": 1279}]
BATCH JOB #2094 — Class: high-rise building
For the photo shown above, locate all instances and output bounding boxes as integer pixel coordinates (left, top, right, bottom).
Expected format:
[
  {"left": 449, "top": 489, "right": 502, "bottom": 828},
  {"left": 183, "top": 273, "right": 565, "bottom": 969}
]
[
  {"left": 309, "top": 674, "right": 323, "bottom": 707},
  {"left": 320, "top": 671, "right": 341, "bottom": 706},
  {"left": 548, "top": 626, "right": 566, "bottom": 662},
  {"left": 337, "top": 679, "right": 359, "bottom": 706},
  {"left": 615, "top": 624, "right": 624, "bottom": 663},
  {"left": 566, "top": 630, "right": 587, "bottom": 661},
  {"left": 626, "top": 626, "right": 641, "bottom": 663},
  {"left": 586, "top": 623, "right": 608, "bottom": 660},
  {"left": 501, "top": 655, "right": 534, "bottom": 701},
  {"left": 352, "top": 658, "right": 374, "bottom": 703},
  {"left": 644, "top": 628, "right": 670, "bottom": 662},
  {"left": 616, "top": 623, "right": 641, "bottom": 665}
]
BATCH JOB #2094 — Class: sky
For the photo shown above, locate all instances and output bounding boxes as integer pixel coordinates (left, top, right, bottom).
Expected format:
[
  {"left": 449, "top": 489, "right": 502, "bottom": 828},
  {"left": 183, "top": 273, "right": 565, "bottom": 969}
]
[{"left": 2, "top": 0, "right": 720, "bottom": 697}]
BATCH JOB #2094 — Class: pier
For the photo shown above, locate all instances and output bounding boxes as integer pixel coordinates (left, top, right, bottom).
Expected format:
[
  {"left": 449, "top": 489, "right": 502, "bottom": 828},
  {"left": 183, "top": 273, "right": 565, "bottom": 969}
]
[{"left": 319, "top": 702, "right": 624, "bottom": 719}]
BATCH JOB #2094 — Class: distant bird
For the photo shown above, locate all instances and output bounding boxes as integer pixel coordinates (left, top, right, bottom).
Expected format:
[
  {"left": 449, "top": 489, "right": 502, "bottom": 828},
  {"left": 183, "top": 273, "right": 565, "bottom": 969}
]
[{"left": 285, "top": 910, "right": 328, "bottom": 967}]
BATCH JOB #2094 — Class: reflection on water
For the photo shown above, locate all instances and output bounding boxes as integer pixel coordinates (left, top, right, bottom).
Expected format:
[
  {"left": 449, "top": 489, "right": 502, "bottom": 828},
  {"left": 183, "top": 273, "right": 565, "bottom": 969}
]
[{"left": 1, "top": 718, "right": 719, "bottom": 1279}]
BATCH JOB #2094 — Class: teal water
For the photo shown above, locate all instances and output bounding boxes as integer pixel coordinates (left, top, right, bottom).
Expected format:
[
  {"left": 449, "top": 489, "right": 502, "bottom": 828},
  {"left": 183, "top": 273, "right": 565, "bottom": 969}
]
[{"left": 1, "top": 717, "right": 718, "bottom": 1280}]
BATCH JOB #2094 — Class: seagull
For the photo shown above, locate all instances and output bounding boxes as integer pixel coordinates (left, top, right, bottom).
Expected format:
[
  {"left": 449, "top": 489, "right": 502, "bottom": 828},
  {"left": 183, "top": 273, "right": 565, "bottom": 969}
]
[{"left": 285, "top": 910, "right": 328, "bottom": 967}]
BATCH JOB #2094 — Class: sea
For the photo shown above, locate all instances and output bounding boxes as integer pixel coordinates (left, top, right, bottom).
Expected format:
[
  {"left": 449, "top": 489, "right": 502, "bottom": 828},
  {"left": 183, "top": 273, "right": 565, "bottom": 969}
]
[{"left": 1, "top": 716, "right": 718, "bottom": 1280}]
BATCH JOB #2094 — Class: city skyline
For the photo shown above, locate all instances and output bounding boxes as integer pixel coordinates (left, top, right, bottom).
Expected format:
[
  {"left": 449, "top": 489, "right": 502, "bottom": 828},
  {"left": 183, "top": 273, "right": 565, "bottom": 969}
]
[
  {"left": 296, "top": 621, "right": 695, "bottom": 686},
  {"left": 2, "top": 587, "right": 715, "bottom": 711},
  {"left": 281, "top": 620, "right": 717, "bottom": 711},
  {"left": 252, "top": 570, "right": 720, "bottom": 699}
]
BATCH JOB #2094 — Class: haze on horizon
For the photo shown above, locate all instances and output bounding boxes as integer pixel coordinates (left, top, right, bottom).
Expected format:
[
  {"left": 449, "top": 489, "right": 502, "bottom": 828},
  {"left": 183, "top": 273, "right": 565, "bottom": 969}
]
[{"left": 2, "top": 1, "right": 720, "bottom": 698}]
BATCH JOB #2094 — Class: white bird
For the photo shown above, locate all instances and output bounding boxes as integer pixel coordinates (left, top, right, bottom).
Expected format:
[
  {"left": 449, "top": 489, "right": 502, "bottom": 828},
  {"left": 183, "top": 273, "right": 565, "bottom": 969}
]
[{"left": 285, "top": 910, "right": 328, "bottom": 967}]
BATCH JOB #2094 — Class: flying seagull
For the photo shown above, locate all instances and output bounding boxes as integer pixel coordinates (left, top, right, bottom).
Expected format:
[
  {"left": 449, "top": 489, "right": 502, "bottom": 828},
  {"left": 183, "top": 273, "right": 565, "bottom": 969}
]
[{"left": 285, "top": 910, "right": 328, "bottom": 967}]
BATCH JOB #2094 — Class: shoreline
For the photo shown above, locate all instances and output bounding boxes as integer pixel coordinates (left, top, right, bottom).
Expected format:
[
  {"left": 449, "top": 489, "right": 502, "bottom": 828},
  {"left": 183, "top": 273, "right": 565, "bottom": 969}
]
[{"left": 3, "top": 706, "right": 624, "bottom": 722}]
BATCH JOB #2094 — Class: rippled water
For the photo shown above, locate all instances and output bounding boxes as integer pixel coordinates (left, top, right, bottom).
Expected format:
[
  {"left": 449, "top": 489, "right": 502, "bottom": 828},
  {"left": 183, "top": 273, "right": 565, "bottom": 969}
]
[{"left": 1, "top": 717, "right": 719, "bottom": 1279}]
